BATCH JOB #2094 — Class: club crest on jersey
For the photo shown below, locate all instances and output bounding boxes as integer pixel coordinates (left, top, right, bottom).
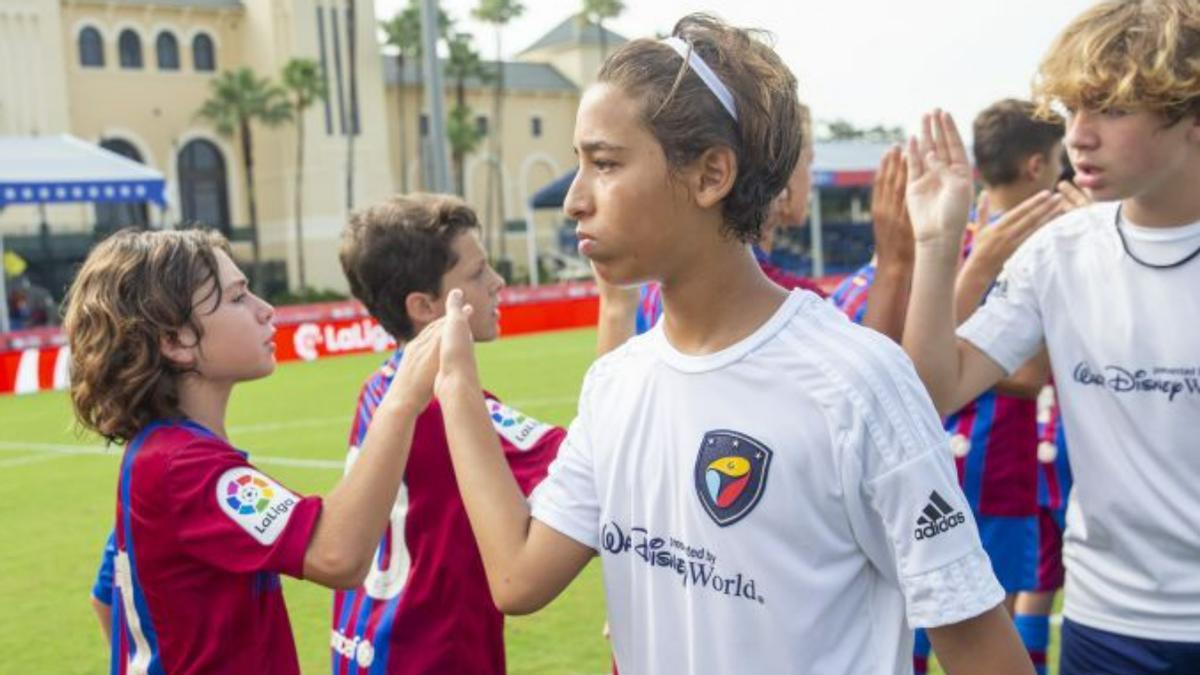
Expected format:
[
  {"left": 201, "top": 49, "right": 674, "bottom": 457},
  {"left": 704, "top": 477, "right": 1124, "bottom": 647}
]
[
  {"left": 216, "top": 467, "right": 300, "bottom": 545},
  {"left": 694, "top": 430, "right": 772, "bottom": 527},
  {"left": 488, "top": 399, "right": 552, "bottom": 451}
]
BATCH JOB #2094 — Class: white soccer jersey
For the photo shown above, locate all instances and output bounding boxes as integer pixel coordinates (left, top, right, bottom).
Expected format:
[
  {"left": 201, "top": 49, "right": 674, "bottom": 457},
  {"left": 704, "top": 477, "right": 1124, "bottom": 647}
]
[
  {"left": 531, "top": 290, "right": 1002, "bottom": 675},
  {"left": 959, "top": 201, "right": 1200, "bottom": 642}
]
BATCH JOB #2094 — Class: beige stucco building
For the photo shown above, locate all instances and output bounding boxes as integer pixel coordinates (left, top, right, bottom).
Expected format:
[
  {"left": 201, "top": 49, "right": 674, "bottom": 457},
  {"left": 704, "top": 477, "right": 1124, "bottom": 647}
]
[{"left": 0, "top": 1, "right": 625, "bottom": 294}]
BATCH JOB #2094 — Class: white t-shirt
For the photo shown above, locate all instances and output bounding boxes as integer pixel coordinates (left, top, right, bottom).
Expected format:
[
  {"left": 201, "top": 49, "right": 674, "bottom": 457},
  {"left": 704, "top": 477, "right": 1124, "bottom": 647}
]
[
  {"left": 532, "top": 290, "right": 1002, "bottom": 675},
  {"left": 959, "top": 201, "right": 1200, "bottom": 642}
]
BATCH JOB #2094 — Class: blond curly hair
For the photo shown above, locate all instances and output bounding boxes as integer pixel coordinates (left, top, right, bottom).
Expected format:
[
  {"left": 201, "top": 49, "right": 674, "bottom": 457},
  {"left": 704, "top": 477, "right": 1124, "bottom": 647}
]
[{"left": 1034, "top": 0, "right": 1200, "bottom": 123}]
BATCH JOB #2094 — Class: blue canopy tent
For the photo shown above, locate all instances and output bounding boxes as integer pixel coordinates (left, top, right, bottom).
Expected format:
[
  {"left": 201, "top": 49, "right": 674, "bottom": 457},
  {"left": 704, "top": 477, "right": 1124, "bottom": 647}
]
[
  {"left": 529, "top": 168, "right": 577, "bottom": 209},
  {"left": 0, "top": 134, "right": 167, "bottom": 332},
  {"left": 524, "top": 168, "right": 578, "bottom": 286}
]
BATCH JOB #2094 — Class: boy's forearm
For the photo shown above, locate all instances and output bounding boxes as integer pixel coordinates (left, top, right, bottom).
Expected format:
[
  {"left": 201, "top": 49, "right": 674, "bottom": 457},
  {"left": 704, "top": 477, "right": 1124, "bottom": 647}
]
[
  {"left": 91, "top": 596, "right": 112, "bottom": 643},
  {"left": 439, "top": 375, "right": 540, "bottom": 602},
  {"left": 305, "top": 400, "right": 421, "bottom": 586},
  {"left": 953, "top": 258, "right": 996, "bottom": 327},
  {"left": 927, "top": 605, "right": 1035, "bottom": 675},
  {"left": 903, "top": 241, "right": 966, "bottom": 413},
  {"left": 862, "top": 257, "right": 912, "bottom": 343}
]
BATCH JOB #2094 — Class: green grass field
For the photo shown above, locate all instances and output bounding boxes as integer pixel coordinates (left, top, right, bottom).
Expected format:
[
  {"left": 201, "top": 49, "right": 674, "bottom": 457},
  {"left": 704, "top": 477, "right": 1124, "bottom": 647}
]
[{"left": 0, "top": 326, "right": 1058, "bottom": 673}]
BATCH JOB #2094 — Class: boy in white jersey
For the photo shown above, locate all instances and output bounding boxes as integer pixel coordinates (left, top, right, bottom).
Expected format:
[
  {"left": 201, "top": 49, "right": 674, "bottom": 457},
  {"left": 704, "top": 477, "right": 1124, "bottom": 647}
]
[
  {"left": 431, "top": 14, "right": 1031, "bottom": 675},
  {"left": 901, "top": 2, "right": 1200, "bottom": 672}
]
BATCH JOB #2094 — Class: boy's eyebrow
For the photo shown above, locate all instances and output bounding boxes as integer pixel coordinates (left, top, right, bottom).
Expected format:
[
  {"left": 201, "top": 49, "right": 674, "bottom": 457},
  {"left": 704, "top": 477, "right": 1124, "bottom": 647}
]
[
  {"left": 223, "top": 278, "right": 248, "bottom": 293},
  {"left": 575, "top": 140, "right": 626, "bottom": 154}
]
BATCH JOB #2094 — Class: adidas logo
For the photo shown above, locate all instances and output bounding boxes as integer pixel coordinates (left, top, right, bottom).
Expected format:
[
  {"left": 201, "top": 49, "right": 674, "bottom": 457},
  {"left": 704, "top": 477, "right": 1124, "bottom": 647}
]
[{"left": 913, "top": 491, "right": 966, "bottom": 541}]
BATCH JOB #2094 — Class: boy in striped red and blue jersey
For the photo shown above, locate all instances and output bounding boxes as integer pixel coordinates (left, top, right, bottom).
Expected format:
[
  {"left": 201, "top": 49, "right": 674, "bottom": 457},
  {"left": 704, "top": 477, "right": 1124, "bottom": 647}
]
[
  {"left": 330, "top": 194, "right": 564, "bottom": 675},
  {"left": 72, "top": 229, "right": 439, "bottom": 674}
]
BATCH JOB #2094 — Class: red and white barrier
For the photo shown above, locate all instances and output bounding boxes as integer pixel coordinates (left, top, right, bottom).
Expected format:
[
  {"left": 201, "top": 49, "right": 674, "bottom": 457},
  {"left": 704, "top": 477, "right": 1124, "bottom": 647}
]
[{"left": 0, "top": 281, "right": 600, "bottom": 396}]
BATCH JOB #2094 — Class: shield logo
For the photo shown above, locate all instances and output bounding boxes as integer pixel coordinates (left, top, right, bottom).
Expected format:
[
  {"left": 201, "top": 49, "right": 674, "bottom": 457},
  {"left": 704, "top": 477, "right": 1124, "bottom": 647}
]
[{"left": 694, "top": 430, "right": 773, "bottom": 527}]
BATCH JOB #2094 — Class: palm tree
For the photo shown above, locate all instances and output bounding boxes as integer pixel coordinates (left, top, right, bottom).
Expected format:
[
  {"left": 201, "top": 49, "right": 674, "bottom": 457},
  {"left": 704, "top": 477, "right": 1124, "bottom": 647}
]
[
  {"left": 581, "top": 0, "right": 624, "bottom": 60},
  {"left": 196, "top": 67, "right": 292, "bottom": 293},
  {"left": 472, "top": 0, "right": 523, "bottom": 260},
  {"left": 345, "top": 0, "right": 358, "bottom": 211},
  {"left": 445, "top": 32, "right": 489, "bottom": 195},
  {"left": 382, "top": 0, "right": 452, "bottom": 193},
  {"left": 281, "top": 58, "right": 327, "bottom": 292}
]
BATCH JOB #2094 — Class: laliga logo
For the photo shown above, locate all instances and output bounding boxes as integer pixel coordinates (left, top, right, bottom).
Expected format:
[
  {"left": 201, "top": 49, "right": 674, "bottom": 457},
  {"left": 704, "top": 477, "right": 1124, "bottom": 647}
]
[
  {"left": 293, "top": 320, "right": 396, "bottom": 361},
  {"left": 330, "top": 630, "right": 375, "bottom": 668}
]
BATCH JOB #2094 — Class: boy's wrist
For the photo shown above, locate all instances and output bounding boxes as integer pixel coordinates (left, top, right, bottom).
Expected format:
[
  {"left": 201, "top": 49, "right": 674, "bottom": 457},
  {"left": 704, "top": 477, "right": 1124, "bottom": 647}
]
[{"left": 914, "top": 237, "right": 963, "bottom": 266}]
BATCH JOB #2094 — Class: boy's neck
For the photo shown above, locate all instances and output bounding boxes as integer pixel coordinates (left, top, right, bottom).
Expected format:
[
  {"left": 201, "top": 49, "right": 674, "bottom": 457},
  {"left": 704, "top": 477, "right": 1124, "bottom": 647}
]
[
  {"left": 984, "top": 182, "right": 1041, "bottom": 214},
  {"left": 659, "top": 239, "right": 788, "bottom": 356},
  {"left": 1123, "top": 158, "right": 1200, "bottom": 228},
  {"left": 176, "top": 376, "right": 233, "bottom": 440}
]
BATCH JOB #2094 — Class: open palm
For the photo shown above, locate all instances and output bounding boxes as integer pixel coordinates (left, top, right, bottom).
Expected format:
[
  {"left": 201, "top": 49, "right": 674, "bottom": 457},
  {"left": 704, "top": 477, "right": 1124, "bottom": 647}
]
[{"left": 905, "top": 110, "right": 974, "bottom": 245}]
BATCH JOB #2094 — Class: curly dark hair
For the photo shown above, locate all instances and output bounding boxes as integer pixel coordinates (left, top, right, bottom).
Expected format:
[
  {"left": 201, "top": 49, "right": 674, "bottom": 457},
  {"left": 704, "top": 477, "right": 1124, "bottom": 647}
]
[
  {"left": 597, "top": 13, "right": 804, "bottom": 242},
  {"left": 62, "top": 228, "right": 230, "bottom": 444}
]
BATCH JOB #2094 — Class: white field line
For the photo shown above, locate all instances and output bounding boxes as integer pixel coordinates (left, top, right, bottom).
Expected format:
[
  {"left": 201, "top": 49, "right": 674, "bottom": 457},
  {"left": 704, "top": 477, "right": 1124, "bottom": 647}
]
[
  {"left": 0, "top": 440, "right": 343, "bottom": 470},
  {"left": 224, "top": 396, "right": 577, "bottom": 436}
]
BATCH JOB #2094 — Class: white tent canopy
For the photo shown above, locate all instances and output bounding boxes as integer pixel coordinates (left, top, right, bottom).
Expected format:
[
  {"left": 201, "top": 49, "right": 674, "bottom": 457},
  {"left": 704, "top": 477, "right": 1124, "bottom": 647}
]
[{"left": 0, "top": 134, "right": 166, "bottom": 209}]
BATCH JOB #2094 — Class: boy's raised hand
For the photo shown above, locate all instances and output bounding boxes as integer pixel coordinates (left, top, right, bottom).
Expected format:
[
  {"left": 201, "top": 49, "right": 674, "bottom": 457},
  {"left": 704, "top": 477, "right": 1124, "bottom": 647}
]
[
  {"left": 387, "top": 316, "right": 444, "bottom": 413},
  {"left": 436, "top": 288, "right": 480, "bottom": 391},
  {"left": 871, "top": 146, "right": 915, "bottom": 265},
  {"left": 905, "top": 110, "right": 974, "bottom": 249},
  {"left": 965, "top": 190, "right": 1065, "bottom": 281}
]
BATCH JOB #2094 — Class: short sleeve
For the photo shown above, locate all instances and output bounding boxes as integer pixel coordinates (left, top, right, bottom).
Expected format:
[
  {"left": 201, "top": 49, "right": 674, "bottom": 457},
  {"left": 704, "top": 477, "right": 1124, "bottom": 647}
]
[
  {"left": 832, "top": 335, "right": 1004, "bottom": 628},
  {"left": 957, "top": 236, "right": 1047, "bottom": 374},
  {"left": 166, "top": 438, "right": 323, "bottom": 579},
  {"left": 91, "top": 530, "right": 116, "bottom": 604},
  {"left": 528, "top": 383, "right": 601, "bottom": 550}
]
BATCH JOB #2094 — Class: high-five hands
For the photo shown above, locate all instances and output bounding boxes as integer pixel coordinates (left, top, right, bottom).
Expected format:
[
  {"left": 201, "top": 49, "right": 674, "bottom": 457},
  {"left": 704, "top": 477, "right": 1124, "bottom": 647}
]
[
  {"left": 965, "top": 190, "right": 1065, "bottom": 281},
  {"left": 871, "top": 146, "right": 915, "bottom": 265},
  {"left": 905, "top": 110, "right": 975, "bottom": 249},
  {"left": 436, "top": 288, "right": 481, "bottom": 395}
]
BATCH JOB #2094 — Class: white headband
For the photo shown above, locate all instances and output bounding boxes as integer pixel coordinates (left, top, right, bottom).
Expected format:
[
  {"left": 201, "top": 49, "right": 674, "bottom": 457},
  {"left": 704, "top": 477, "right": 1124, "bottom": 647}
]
[{"left": 661, "top": 36, "right": 738, "bottom": 122}]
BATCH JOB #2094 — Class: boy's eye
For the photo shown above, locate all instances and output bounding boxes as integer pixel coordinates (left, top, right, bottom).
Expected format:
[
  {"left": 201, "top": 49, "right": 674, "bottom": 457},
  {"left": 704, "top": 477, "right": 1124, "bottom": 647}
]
[
  {"left": 593, "top": 159, "right": 616, "bottom": 171},
  {"left": 232, "top": 293, "right": 246, "bottom": 304}
]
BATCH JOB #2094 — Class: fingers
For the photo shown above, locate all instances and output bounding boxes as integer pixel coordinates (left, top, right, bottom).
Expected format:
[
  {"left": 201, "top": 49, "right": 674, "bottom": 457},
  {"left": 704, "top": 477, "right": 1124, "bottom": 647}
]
[
  {"left": 444, "top": 288, "right": 475, "bottom": 321},
  {"left": 939, "top": 111, "right": 969, "bottom": 167},
  {"left": 994, "top": 191, "right": 1065, "bottom": 247},
  {"left": 906, "top": 135, "right": 923, "bottom": 181},
  {"left": 889, "top": 147, "right": 908, "bottom": 203},
  {"left": 1056, "top": 179, "right": 1090, "bottom": 209}
]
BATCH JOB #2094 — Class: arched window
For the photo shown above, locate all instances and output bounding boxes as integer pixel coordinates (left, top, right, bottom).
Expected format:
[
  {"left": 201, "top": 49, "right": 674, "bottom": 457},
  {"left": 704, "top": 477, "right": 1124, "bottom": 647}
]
[
  {"left": 178, "top": 139, "right": 230, "bottom": 234},
  {"left": 118, "top": 29, "right": 142, "bottom": 69},
  {"left": 192, "top": 33, "right": 215, "bottom": 72},
  {"left": 156, "top": 32, "right": 179, "bottom": 71},
  {"left": 78, "top": 27, "right": 104, "bottom": 68},
  {"left": 95, "top": 139, "right": 149, "bottom": 234}
]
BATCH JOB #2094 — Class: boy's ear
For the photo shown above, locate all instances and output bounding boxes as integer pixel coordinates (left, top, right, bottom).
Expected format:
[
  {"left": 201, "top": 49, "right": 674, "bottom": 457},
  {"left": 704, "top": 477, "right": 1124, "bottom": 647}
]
[
  {"left": 1024, "top": 152, "right": 1046, "bottom": 181},
  {"left": 405, "top": 290, "right": 440, "bottom": 327},
  {"left": 1188, "top": 112, "right": 1200, "bottom": 144},
  {"left": 692, "top": 146, "right": 737, "bottom": 210},
  {"left": 160, "top": 328, "right": 198, "bottom": 370}
]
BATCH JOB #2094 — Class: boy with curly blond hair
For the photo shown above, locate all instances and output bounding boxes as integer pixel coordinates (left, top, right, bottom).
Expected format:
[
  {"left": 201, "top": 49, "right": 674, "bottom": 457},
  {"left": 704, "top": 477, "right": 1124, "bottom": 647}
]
[{"left": 902, "top": 1, "right": 1200, "bottom": 672}]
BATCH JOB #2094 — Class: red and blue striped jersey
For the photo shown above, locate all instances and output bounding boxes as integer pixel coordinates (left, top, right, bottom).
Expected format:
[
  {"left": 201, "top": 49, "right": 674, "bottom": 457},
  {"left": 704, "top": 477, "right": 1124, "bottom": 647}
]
[
  {"left": 108, "top": 419, "right": 322, "bottom": 675},
  {"left": 828, "top": 260, "right": 1039, "bottom": 517},
  {"left": 828, "top": 263, "right": 875, "bottom": 325},
  {"left": 1036, "top": 391, "right": 1073, "bottom": 513},
  {"left": 331, "top": 349, "right": 564, "bottom": 675}
]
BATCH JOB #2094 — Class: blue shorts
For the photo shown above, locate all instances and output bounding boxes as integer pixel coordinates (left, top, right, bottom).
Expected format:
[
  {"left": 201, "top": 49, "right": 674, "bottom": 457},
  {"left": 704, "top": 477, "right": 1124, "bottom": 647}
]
[
  {"left": 975, "top": 513, "right": 1038, "bottom": 593},
  {"left": 1061, "top": 618, "right": 1200, "bottom": 674}
]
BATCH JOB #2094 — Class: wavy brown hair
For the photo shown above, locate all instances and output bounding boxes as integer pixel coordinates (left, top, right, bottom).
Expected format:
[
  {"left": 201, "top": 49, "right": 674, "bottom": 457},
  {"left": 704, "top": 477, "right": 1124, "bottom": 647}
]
[
  {"left": 63, "top": 228, "right": 230, "bottom": 444},
  {"left": 339, "top": 193, "right": 479, "bottom": 340},
  {"left": 1034, "top": 0, "right": 1200, "bottom": 123},
  {"left": 598, "top": 13, "right": 804, "bottom": 243}
]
